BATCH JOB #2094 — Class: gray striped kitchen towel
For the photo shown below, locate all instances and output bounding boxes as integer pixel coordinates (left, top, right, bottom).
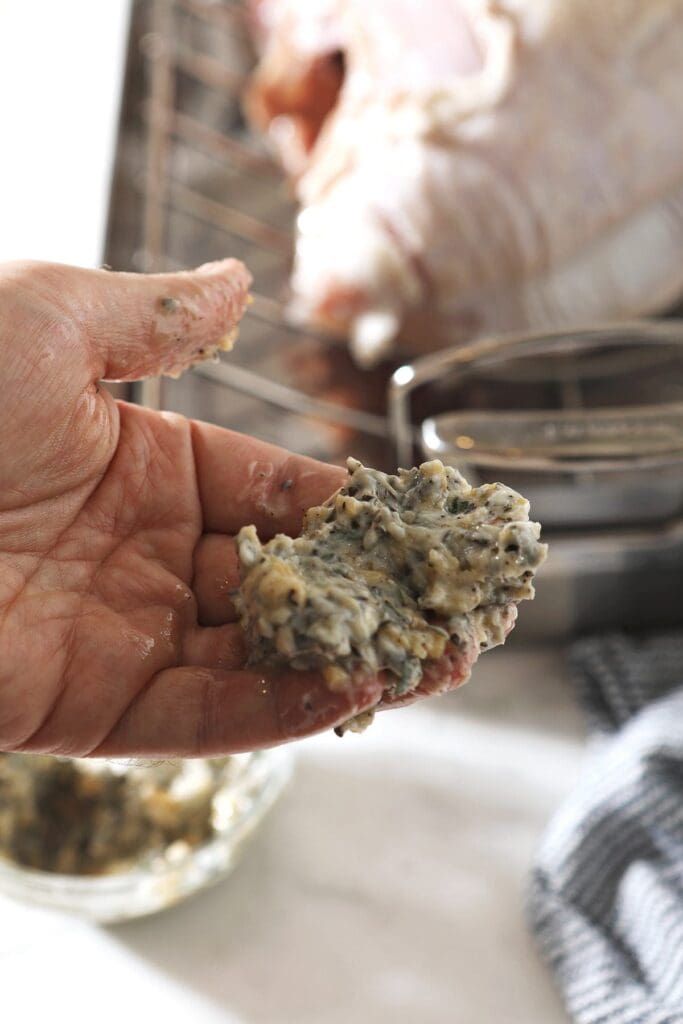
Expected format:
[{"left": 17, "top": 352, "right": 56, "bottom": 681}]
[{"left": 529, "top": 631, "right": 683, "bottom": 1024}]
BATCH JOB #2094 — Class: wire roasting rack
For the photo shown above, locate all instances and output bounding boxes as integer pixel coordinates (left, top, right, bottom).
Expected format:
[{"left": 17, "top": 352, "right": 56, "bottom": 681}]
[{"left": 105, "top": 0, "right": 396, "bottom": 470}]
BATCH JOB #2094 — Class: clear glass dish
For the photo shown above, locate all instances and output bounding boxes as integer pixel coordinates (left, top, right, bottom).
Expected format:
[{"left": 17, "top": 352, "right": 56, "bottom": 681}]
[
  {"left": 390, "top": 322, "right": 683, "bottom": 529},
  {"left": 0, "top": 749, "right": 291, "bottom": 924}
]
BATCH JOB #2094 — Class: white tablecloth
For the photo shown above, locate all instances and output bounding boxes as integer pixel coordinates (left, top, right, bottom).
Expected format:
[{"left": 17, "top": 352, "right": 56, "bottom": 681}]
[{"left": 0, "top": 646, "right": 583, "bottom": 1023}]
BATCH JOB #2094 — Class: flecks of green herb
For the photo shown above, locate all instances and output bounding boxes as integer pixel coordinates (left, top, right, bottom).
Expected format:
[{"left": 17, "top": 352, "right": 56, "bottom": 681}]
[{"left": 448, "top": 498, "right": 475, "bottom": 515}]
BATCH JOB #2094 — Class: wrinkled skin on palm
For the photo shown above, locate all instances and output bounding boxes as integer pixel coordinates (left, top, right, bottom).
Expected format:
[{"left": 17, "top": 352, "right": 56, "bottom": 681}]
[
  {"left": 247, "top": 0, "right": 683, "bottom": 365},
  {"left": 0, "top": 260, "right": 389, "bottom": 758}
]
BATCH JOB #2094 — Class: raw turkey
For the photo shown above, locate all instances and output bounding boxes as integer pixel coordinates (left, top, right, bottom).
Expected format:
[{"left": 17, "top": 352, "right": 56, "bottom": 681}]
[{"left": 246, "top": 0, "right": 683, "bottom": 366}]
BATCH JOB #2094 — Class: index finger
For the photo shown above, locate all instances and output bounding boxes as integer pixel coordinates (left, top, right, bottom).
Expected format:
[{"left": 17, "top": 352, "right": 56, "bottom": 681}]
[{"left": 190, "top": 420, "right": 347, "bottom": 538}]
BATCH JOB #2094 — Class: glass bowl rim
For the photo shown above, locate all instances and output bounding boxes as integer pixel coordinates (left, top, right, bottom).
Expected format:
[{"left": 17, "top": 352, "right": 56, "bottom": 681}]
[{"left": 0, "top": 747, "right": 291, "bottom": 896}]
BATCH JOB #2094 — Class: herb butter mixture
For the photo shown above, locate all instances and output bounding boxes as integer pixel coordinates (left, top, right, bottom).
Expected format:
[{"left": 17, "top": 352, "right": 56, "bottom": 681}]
[
  {"left": 0, "top": 755, "right": 234, "bottom": 875},
  {"left": 236, "top": 459, "right": 546, "bottom": 711}
]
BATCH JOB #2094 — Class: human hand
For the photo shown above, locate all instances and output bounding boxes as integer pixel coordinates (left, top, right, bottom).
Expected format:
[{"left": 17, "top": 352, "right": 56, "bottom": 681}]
[{"left": 0, "top": 260, "right": 383, "bottom": 758}]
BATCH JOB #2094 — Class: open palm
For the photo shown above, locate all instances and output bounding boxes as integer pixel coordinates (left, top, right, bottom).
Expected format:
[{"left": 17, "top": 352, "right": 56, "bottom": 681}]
[{"left": 0, "top": 260, "right": 382, "bottom": 758}]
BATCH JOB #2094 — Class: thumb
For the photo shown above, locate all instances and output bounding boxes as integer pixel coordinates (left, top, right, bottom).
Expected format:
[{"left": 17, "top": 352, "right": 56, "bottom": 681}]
[{"left": 31, "top": 258, "right": 252, "bottom": 382}]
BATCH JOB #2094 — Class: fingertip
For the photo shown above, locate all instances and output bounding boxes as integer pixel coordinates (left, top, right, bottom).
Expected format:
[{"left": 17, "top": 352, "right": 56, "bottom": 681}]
[
  {"left": 95, "top": 259, "right": 253, "bottom": 382},
  {"left": 272, "top": 669, "right": 383, "bottom": 741},
  {"left": 193, "top": 258, "right": 253, "bottom": 289}
]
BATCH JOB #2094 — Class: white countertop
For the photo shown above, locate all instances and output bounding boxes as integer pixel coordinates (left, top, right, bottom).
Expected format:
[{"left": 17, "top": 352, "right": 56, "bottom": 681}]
[{"left": 0, "top": 646, "right": 583, "bottom": 1023}]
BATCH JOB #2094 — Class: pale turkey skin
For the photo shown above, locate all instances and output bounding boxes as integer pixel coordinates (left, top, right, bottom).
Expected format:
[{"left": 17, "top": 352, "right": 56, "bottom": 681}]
[{"left": 247, "top": 0, "right": 683, "bottom": 366}]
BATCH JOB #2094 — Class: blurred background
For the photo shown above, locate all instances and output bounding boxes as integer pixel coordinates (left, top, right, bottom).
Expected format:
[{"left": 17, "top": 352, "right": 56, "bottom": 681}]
[{"left": 1, "top": 2, "right": 682, "bottom": 1022}]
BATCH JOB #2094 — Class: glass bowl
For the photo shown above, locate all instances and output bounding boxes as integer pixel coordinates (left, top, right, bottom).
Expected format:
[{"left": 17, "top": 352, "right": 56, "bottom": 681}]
[{"left": 0, "top": 749, "right": 291, "bottom": 924}]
